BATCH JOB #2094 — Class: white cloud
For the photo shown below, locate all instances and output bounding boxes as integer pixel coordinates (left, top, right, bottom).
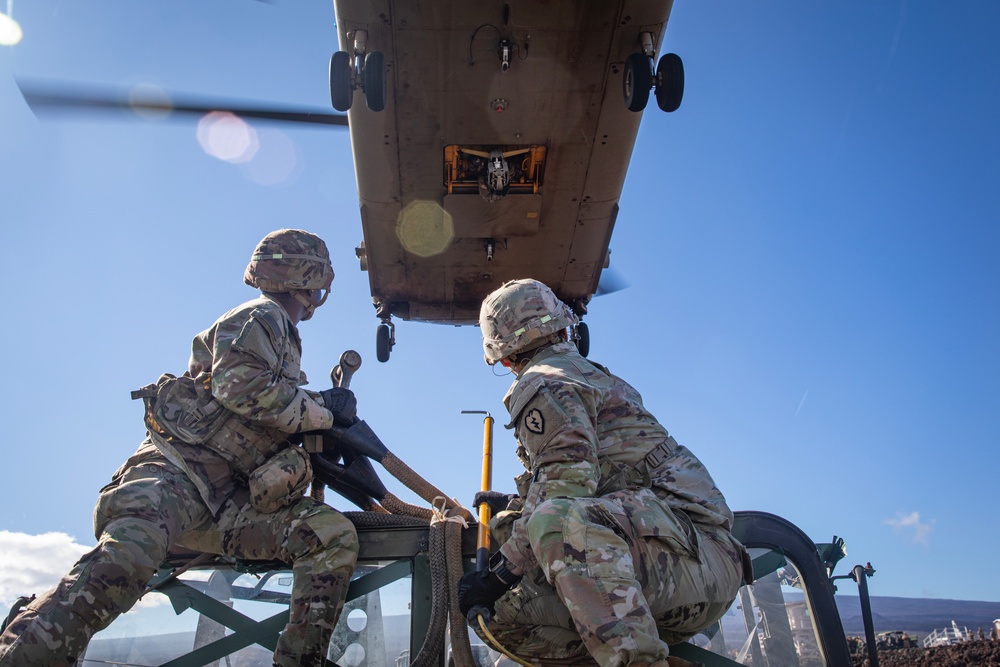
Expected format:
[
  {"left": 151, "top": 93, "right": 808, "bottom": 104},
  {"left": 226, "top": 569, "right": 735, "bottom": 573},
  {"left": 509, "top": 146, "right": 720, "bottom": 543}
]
[
  {"left": 883, "top": 511, "right": 934, "bottom": 546},
  {"left": 0, "top": 531, "right": 92, "bottom": 610}
]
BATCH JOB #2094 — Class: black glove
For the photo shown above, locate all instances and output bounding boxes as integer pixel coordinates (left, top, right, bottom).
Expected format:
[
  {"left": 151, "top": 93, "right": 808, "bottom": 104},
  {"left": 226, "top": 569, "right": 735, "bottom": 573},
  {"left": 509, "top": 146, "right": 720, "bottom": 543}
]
[
  {"left": 458, "top": 560, "right": 521, "bottom": 626},
  {"left": 319, "top": 387, "right": 357, "bottom": 426},
  {"left": 473, "top": 490, "right": 517, "bottom": 516}
]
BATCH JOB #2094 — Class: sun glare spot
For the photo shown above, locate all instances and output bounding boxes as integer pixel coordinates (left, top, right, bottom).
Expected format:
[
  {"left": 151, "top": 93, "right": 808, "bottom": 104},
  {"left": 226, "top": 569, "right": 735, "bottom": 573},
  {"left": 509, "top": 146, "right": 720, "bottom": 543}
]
[
  {"left": 396, "top": 201, "right": 454, "bottom": 257},
  {"left": 0, "top": 12, "right": 23, "bottom": 46},
  {"left": 196, "top": 112, "right": 259, "bottom": 163},
  {"left": 240, "top": 128, "right": 302, "bottom": 186}
]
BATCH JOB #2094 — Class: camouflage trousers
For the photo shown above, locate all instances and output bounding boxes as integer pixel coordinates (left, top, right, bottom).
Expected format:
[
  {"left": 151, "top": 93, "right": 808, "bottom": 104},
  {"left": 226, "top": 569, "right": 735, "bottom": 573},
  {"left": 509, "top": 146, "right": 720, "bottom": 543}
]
[
  {"left": 482, "top": 489, "right": 745, "bottom": 667},
  {"left": 0, "top": 455, "right": 359, "bottom": 667}
]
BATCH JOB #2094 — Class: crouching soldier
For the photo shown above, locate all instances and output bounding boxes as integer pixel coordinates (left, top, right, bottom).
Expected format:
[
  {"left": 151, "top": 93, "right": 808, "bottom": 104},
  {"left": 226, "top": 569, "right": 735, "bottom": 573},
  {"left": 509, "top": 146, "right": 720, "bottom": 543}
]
[
  {"left": 460, "top": 279, "right": 752, "bottom": 667},
  {"left": 0, "top": 229, "right": 360, "bottom": 667}
]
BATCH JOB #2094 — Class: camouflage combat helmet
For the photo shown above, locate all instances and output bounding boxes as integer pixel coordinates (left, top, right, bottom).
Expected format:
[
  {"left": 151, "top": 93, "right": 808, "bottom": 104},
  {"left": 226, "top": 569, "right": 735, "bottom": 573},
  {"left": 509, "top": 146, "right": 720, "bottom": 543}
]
[
  {"left": 244, "top": 229, "right": 334, "bottom": 293},
  {"left": 479, "top": 279, "right": 578, "bottom": 365}
]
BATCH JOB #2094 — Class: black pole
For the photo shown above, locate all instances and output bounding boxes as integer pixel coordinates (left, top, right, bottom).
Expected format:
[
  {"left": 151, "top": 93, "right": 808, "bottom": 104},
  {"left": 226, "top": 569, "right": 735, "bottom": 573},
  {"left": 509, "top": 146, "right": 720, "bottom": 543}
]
[{"left": 854, "top": 564, "right": 879, "bottom": 667}]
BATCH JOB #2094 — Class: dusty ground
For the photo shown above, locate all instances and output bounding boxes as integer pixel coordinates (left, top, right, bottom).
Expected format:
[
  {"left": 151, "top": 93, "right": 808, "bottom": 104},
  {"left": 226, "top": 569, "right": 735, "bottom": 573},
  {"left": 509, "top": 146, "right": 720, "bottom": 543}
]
[{"left": 850, "top": 639, "right": 1000, "bottom": 666}]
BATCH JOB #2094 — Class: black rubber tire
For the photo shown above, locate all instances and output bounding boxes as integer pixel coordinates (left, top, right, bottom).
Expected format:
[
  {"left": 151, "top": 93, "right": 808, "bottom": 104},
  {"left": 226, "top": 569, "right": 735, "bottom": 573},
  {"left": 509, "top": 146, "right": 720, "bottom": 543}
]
[
  {"left": 330, "top": 51, "right": 353, "bottom": 112},
  {"left": 576, "top": 321, "right": 590, "bottom": 358},
  {"left": 364, "top": 51, "right": 386, "bottom": 112},
  {"left": 623, "top": 53, "right": 651, "bottom": 112},
  {"left": 376, "top": 324, "right": 391, "bottom": 363},
  {"left": 655, "top": 53, "right": 684, "bottom": 113}
]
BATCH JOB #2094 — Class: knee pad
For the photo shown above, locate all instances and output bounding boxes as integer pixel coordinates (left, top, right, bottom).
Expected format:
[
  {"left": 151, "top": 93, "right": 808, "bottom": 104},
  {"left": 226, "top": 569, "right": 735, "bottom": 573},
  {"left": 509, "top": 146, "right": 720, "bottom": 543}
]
[
  {"left": 287, "top": 506, "right": 359, "bottom": 571},
  {"left": 524, "top": 498, "right": 575, "bottom": 542},
  {"left": 526, "top": 497, "right": 634, "bottom": 581},
  {"left": 99, "top": 518, "right": 171, "bottom": 577}
]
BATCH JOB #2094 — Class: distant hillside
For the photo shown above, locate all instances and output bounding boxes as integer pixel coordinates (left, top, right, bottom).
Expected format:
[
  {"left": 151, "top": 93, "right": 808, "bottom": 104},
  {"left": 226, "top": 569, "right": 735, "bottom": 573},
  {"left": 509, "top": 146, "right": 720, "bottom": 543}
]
[
  {"left": 835, "top": 595, "right": 1000, "bottom": 637},
  {"left": 85, "top": 632, "right": 274, "bottom": 666}
]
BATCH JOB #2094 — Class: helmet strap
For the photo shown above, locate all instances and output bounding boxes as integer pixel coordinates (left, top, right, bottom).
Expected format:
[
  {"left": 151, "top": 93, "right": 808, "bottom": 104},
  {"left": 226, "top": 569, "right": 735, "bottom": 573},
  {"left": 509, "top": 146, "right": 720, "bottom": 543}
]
[
  {"left": 292, "top": 289, "right": 327, "bottom": 321},
  {"left": 506, "top": 331, "right": 565, "bottom": 366}
]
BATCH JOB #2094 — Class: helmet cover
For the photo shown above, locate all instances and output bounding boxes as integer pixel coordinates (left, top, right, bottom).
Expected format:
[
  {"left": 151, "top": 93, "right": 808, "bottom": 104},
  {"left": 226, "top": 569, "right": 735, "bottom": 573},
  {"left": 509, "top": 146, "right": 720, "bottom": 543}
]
[
  {"left": 479, "top": 279, "right": 578, "bottom": 365},
  {"left": 244, "top": 229, "right": 334, "bottom": 293}
]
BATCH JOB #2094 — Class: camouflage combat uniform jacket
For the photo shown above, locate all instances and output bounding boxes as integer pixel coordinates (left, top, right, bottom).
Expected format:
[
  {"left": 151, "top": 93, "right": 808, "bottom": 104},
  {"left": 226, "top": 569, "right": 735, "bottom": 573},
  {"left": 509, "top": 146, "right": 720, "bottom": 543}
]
[
  {"left": 499, "top": 340, "right": 735, "bottom": 573},
  {"left": 0, "top": 294, "right": 359, "bottom": 667},
  {"left": 139, "top": 294, "right": 335, "bottom": 514},
  {"left": 482, "top": 340, "right": 747, "bottom": 666}
]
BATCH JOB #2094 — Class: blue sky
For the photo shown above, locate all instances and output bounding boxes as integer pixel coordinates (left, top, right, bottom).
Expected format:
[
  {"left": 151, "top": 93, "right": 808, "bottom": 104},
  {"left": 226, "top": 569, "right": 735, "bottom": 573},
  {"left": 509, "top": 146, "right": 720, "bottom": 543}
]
[{"left": 0, "top": 0, "right": 997, "bottom": 611}]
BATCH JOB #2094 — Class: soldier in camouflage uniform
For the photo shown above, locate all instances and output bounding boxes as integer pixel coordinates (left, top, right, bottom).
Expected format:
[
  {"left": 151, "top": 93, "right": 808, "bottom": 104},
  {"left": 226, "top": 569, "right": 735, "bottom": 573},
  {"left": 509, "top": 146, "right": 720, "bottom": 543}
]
[
  {"left": 459, "top": 279, "right": 751, "bottom": 667},
  {"left": 0, "top": 229, "right": 360, "bottom": 667}
]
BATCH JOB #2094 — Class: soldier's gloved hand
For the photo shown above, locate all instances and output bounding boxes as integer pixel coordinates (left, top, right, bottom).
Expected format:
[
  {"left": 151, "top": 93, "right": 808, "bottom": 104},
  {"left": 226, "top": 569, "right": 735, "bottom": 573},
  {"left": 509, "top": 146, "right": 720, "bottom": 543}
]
[
  {"left": 473, "top": 490, "right": 517, "bottom": 516},
  {"left": 458, "top": 560, "right": 521, "bottom": 627},
  {"left": 319, "top": 387, "right": 357, "bottom": 426}
]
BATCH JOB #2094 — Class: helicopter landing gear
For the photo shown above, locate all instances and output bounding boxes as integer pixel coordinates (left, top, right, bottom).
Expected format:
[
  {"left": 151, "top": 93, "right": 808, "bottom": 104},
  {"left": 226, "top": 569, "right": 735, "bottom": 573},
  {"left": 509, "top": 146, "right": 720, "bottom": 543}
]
[
  {"left": 623, "top": 53, "right": 652, "bottom": 113},
  {"left": 654, "top": 52, "right": 684, "bottom": 112},
  {"left": 623, "top": 32, "right": 683, "bottom": 113},
  {"left": 376, "top": 320, "right": 395, "bottom": 363},
  {"left": 568, "top": 298, "right": 591, "bottom": 358},
  {"left": 363, "top": 51, "right": 386, "bottom": 112},
  {"left": 373, "top": 299, "right": 396, "bottom": 362},
  {"left": 330, "top": 51, "right": 353, "bottom": 112},
  {"left": 574, "top": 321, "right": 590, "bottom": 358},
  {"left": 329, "top": 30, "right": 386, "bottom": 113}
]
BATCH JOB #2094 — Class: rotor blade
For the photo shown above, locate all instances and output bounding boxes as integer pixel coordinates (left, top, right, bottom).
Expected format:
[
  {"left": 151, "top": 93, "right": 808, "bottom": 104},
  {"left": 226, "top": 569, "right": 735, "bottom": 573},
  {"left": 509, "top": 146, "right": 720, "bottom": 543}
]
[
  {"left": 595, "top": 266, "right": 630, "bottom": 296},
  {"left": 16, "top": 78, "right": 348, "bottom": 128}
]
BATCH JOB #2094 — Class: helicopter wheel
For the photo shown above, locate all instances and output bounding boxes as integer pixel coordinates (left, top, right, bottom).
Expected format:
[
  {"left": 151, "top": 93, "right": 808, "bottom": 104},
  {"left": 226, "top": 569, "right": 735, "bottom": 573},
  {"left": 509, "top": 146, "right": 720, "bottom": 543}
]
[
  {"left": 363, "top": 51, "right": 386, "bottom": 112},
  {"left": 376, "top": 323, "right": 393, "bottom": 363},
  {"left": 654, "top": 53, "right": 684, "bottom": 112},
  {"left": 623, "top": 53, "right": 651, "bottom": 112},
  {"left": 330, "top": 51, "right": 353, "bottom": 112},
  {"left": 575, "top": 321, "right": 590, "bottom": 358}
]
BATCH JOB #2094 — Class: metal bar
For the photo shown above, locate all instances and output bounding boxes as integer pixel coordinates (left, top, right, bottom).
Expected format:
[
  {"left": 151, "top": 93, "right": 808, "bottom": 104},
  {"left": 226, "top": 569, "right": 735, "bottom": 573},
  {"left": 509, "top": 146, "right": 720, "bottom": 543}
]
[
  {"left": 410, "top": 552, "right": 433, "bottom": 660},
  {"left": 854, "top": 564, "right": 880, "bottom": 667},
  {"left": 153, "top": 557, "right": 414, "bottom": 666},
  {"left": 155, "top": 582, "right": 285, "bottom": 666},
  {"left": 347, "top": 558, "right": 413, "bottom": 599}
]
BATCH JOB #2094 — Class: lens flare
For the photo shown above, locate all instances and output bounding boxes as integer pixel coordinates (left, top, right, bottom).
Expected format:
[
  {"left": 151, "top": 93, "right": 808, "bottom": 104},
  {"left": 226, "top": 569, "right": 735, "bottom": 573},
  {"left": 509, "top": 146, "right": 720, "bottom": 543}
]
[
  {"left": 196, "top": 112, "right": 259, "bottom": 163},
  {"left": 240, "top": 128, "right": 302, "bottom": 186},
  {"left": 396, "top": 201, "right": 454, "bottom": 257},
  {"left": 0, "top": 12, "right": 22, "bottom": 46}
]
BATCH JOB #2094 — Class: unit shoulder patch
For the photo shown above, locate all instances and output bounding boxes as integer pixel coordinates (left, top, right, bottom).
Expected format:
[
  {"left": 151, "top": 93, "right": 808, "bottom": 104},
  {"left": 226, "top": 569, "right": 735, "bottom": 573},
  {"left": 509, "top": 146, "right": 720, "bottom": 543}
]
[{"left": 524, "top": 408, "right": 545, "bottom": 435}]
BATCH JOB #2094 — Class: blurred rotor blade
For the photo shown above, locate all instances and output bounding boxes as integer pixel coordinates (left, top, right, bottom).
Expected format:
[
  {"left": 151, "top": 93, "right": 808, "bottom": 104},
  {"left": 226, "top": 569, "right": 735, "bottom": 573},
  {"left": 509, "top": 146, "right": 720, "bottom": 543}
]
[
  {"left": 16, "top": 78, "right": 348, "bottom": 128},
  {"left": 595, "top": 265, "right": 629, "bottom": 296}
]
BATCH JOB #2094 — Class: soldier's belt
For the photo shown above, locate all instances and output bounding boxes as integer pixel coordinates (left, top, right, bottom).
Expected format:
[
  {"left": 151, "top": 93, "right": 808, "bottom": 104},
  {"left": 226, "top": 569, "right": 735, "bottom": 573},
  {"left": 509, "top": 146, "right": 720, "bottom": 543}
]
[{"left": 596, "top": 436, "right": 677, "bottom": 494}]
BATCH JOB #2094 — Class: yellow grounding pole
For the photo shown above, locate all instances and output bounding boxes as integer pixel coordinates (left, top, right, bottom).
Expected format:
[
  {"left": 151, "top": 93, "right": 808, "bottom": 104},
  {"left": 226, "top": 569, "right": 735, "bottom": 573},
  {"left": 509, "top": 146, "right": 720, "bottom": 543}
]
[
  {"left": 463, "top": 410, "right": 494, "bottom": 572},
  {"left": 477, "top": 412, "right": 494, "bottom": 571}
]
